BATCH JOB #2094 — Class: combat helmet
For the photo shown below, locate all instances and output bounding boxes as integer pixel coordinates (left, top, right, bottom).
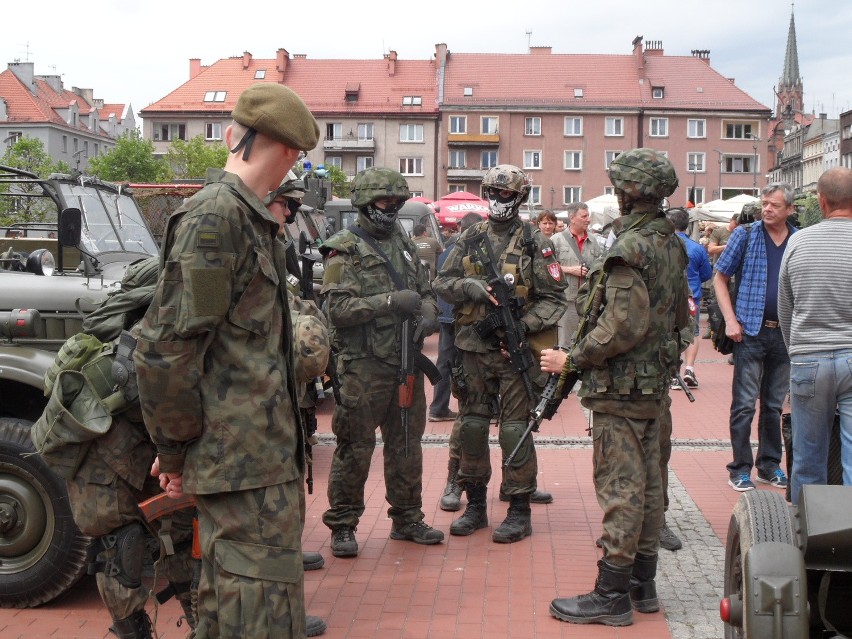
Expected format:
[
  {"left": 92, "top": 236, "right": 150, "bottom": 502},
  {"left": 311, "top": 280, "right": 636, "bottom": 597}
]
[
  {"left": 264, "top": 171, "right": 306, "bottom": 223},
  {"left": 738, "top": 201, "right": 761, "bottom": 224},
  {"left": 608, "top": 148, "right": 679, "bottom": 203},
  {"left": 350, "top": 167, "right": 411, "bottom": 234},
  {"left": 482, "top": 164, "right": 531, "bottom": 221}
]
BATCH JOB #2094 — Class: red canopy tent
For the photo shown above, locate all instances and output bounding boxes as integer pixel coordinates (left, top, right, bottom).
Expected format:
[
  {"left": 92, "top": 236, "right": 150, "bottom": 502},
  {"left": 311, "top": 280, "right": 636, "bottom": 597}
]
[{"left": 432, "top": 191, "right": 488, "bottom": 227}]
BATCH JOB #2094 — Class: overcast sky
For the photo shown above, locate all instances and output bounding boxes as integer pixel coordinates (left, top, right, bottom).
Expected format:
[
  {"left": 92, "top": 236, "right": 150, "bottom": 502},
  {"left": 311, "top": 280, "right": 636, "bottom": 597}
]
[{"left": 4, "top": 0, "right": 851, "bottom": 126}]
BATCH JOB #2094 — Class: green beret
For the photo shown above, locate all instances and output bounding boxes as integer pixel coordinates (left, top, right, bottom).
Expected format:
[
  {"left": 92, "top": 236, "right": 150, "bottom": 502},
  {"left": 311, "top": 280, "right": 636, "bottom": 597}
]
[{"left": 232, "top": 83, "right": 319, "bottom": 152}]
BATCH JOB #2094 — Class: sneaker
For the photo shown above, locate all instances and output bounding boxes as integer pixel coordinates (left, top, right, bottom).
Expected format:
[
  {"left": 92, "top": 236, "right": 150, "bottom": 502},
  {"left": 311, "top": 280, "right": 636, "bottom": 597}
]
[
  {"left": 390, "top": 520, "right": 445, "bottom": 545},
  {"left": 756, "top": 468, "right": 788, "bottom": 489},
  {"left": 428, "top": 410, "right": 458, "bottom": 422},
  {"left": 659, "top": 524, "right": 683, "bottom": 551},
  {"left": 728, "top": 473, "right": 755, "bottom": 492},
  {"left": 670, "top": 377, "right": 682, "bottom": 390},
  {"left": 331, "top": 526, "right": 358, "bottom": 558},
  {"left": 682, "top": 368, "right": 698, "bottom": 388}
]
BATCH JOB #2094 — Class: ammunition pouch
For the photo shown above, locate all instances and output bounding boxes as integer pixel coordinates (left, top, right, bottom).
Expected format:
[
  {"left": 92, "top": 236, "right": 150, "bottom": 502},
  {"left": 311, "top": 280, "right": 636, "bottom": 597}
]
[
  {"left": 450, "top": 353, "right": 468, "bottom": 401},
  {"left": 111, "top": 330, "right": 140, "bottom": 405},
  {"left": 473, "top": 312, "right": 505, "bottom": 341}
]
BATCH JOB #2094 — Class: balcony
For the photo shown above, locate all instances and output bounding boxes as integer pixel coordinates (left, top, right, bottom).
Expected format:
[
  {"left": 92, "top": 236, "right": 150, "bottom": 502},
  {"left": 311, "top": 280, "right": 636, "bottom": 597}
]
[
  {"left": 447, "top": 167, "right": 487, "bottom": 181},
  {"left": 448, "top": 132, "right": 500, "bottom": 147},
  {"left": 322, "top": 136, "right": 376, "bottom": 152}
]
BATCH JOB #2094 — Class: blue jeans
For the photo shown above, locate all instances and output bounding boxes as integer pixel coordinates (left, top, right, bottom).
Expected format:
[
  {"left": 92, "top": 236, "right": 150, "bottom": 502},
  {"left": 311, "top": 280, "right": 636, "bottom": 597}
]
[
  {"left": 789, "top": 349, "right": 852, "bottom": 505},
  {"left": 727, "top": 326, "right": 790, "bottom": 478}
]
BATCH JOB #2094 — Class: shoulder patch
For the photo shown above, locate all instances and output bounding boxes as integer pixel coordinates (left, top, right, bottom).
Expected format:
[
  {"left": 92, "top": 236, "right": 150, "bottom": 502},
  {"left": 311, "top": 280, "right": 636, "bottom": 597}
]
[
  {"left": 197, "top": 231, "right": 220, "bottom": 249},
  {"left": 547, "top": 262, "right": 562, "bottom": 281},
  {"left": 541, "top": 246, "right": 553, "bottom": 258}
]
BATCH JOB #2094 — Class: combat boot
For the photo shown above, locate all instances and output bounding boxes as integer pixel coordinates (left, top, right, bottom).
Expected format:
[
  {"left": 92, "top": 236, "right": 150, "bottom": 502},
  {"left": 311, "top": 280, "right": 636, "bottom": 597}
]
[
  {"left": 303, "top": 550, "right": 325, "bottom": 571},
  {"left": 549, "top": 560, "right": 633, "bottom": 626},
  {"left": 331, "top": 526, "right": 358, "bottom": 558},
  {"left": 439, "top": 459, "right": 463, "bottom": 512},
  {"left": 492, "top": 493, "right": 532, "bottom": 543},
  {"left": 629, "top": 553, "right": 659, "bottom": 613},
  {"left": 109, "top": 610, "right": 153, "bottom": 639},
  {"left": 450, "top": 482, "right": 488, "bottom": 536},
  {"left": 499, "top": 487, "right": 553, "bottom": 504},
  {"left": 306, "top": 614, "right": 327, "bottom": 637}
]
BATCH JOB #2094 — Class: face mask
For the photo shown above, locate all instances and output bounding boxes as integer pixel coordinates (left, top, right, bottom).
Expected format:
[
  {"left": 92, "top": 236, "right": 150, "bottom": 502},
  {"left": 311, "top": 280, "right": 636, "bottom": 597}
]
[
  {"left": 486, "top": 188, "right": 521, "bottom": 221},
  {"left": 366, "top": 202, "right": 401, "bottom": 230}
]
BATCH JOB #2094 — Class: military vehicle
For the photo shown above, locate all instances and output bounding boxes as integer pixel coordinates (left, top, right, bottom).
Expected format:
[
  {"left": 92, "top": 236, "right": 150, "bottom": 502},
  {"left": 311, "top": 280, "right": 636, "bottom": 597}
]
[{"left": 0, "top": 164, "right": 160, "bottom": 607}]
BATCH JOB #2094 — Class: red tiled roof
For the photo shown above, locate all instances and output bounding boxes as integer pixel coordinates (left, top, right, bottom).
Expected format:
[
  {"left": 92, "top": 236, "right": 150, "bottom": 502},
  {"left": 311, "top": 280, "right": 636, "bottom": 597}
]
[
  {"left": 141, "top": 54, "right": 439, "bottom": 117},
  {"left": 99, "top": 103, "right": 127, "bottom": 121}
]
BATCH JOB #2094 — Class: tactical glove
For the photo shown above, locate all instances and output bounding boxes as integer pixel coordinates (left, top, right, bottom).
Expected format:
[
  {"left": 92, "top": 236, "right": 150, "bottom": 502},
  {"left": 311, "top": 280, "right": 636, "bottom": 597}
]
[
  {"left": 462, "top": 278, "right": 492, "bottom": 303},
  {"left": 387, "top": 290, "right": 422, "bottom": 315},
  {"left": 414, "top": 305, "right": 440, "bottom": 342}
]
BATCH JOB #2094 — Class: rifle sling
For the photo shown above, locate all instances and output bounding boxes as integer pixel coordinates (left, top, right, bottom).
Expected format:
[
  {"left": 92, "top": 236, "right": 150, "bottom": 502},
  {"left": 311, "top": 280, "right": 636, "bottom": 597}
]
[{"left": 349, "top": 225, "right": 408, "bottom": 292}]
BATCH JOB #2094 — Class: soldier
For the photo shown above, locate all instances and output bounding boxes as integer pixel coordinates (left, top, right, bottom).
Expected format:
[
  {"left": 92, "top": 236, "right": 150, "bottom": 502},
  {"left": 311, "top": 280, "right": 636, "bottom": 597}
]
[
  {"left": 544, "top": 148, "right": 689, "bottom": 626},
  {"left": 320, "top": 167, "right": 443, "bottom": 558},
  {"left": 432, "top": 164, "right": 567, "bottom": 544},
  {"left": 135, "top": 83, "right": 320, "bottom": 639}
]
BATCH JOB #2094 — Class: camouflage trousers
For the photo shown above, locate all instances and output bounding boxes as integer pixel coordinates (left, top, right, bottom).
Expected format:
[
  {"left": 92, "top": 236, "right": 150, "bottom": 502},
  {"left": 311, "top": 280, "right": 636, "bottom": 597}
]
[
  {"left": 456, "top": 349, "right": 538, "bottom": 494},
  {"left": 65, "top": 437, "right": 195, "bottom": 622},
  {"left": 322, "top": 359, "right": 427, "bottom": 530},
  {"left": 659, "top": 391, "right": 673, "bottom": 517},
  {"left": 194, "top": 479, "right": 305, "bottom": 639},
  {"left": 591, "top": 410, "right": 664, "bottom": 565}
]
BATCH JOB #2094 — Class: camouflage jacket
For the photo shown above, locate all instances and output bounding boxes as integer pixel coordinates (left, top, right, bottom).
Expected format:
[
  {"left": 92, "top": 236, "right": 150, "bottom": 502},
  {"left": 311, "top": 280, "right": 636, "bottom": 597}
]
[
  {"left": 134, "top": 168, "right": 303, "bottom": 494},
  {"left": 432, "top": 219, "right": 568, "bottom": 354},
  {"left": 320, "top": 222, "right": 437, "bottom": 366},
  {"left": 572, "top": 208, "right": 689, "bottom": 418}
]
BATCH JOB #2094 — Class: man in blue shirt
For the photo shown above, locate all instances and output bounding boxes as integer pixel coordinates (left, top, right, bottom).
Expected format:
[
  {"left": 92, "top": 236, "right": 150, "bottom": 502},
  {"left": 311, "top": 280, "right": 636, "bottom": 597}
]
[
  {"left": 667, "top": 208, "right": 712, "bottom": 389},
  {"left": 713, "top": 183, "right": 798, "bottom": 492}
]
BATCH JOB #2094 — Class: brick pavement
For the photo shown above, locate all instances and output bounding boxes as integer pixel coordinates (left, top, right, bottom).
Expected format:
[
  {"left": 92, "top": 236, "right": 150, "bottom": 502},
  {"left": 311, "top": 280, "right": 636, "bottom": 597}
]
[{"left": 0, "top": 327, "right": 786, "bottom": 639}]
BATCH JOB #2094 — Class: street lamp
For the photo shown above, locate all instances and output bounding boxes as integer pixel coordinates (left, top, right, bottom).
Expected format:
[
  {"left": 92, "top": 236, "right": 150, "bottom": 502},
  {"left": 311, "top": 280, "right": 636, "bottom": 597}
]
[
  {"left": 748, "top": 133, "right": 761, "bottom": 195},
  {"left": 713, "top": 149, "right": 724, "bottom": 199},
  {"left": 688, "top": 162, "right": 699, "bottom": 206}
]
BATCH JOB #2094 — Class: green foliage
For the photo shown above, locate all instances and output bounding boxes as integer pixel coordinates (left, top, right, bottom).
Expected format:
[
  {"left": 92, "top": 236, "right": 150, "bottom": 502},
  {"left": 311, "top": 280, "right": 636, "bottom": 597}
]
[
  {"left": 794, "top": 193, "right": 821, "bottom": 228},
  {"left": 165, "top": 135, "right": 228, "bottom": 179},
  {"left": 0, "top": 137, "right": 67, "bottom": 225},
  {"left": 87, "top": 130, "right": 172, "bottom": 183},
  {"left": 325, "top": 164, "right": 351, "bottom": 198}
]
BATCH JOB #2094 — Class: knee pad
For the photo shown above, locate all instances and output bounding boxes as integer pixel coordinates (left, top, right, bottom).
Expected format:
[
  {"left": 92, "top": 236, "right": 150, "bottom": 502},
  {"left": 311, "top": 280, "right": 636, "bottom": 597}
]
[
  {"left": 89, "top": 522, "right": 147, "bottom": 589},
  {"left": 500, "top": 421, "right": 533, "bottom": 468},
  {"left": 459, "top": 416, "right": 491, "bottom": 456}
]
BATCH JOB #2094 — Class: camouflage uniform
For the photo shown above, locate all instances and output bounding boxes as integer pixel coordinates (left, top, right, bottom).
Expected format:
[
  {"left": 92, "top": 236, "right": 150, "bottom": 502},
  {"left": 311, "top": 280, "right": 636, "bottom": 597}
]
[
  {"left": 320, "top": 217, "right": 437, "bottom": 531},
  {"left": 135, "top": 168, "right": 306, "bottom": 638}
]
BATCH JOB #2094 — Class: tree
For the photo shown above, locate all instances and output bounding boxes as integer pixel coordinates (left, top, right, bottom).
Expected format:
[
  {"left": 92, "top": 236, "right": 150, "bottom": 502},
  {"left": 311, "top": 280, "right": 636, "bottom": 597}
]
[
  {"left": 165, "top": 135, "right": 228, "bottom": 179},
  {"left": 0, "top": 137, "right": 70, "bottom": 225},
  {"left": 794, "top": 193, "right": 821, "bottom": 228},
  {"left": 87, "top": 130, "right": 172, "bottom": 183}
]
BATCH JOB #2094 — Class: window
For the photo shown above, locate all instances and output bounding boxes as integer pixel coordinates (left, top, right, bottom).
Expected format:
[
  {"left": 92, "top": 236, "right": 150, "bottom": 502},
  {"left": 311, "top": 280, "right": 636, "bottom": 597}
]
[
  {"left": 605, "top": 117, "right": 624, "bottom": 136},
  {"left": 73, "top": 138, "right": 78, "bottom": 153},
  {"left": 203, "top": 91, "right": 227, "bottom": 102},
  {"left": 605, "top": 150, "right": 622, "bottom": 169},
  {"left": 574, "top": 88, "right": 584, "bottom": 98},
  {"left": 481, "top": 116, "right": 498, "bottom": 135},
  {"left": 529, "top": 186, "right": 541, "bottom": 206},
  {"left": 254, "top": 70, "right": 266, "bottom": 79},
  {"left": 5, "top": 131, "right": 22, "bottom": 146},
  {"left": 650, "top": 118, "right": 668, "bottom": 137},
  {"left": 525, "top": 117, "right": 541, "bottom": 136},
  {"left": 564, "top": 117, "right": 583, "bottom": 136},
  {"left": 450, "top": 116, "right": 466, "bottom": 134},
  {"left": 724, "top": 156, "right": 752, "bottom": 173},
  {"left": 449, "top": 184, "right": 466, "bottom": 193},
  {"left": 652, "top": 87, "right": 664, "bottom": 99},
  {"left": 523, "top": 150, "right": 542, "bottom": 169},
  {"left": 155, "top": 123, "right": 186, "bottom": 141},
  {"left": 687, "top": 153, "right": 705, "bottom": 172},
  {"left": 62, "top": 136, "right": 68, "bottom": 153},
  {"left": 356, "top": 156, "right": 373, "bottom": 172},
  {"left": 688, "top": 119, "right": 706, "bottom": 138},
  {"left": 83, "top": 141, "right": 88, "bottom": 157},
  {"left": 723, "top": 121, "right": 754, "bottom": 139},
  {"left": 463, "top": 87, "right": 473, "bottom": 97},
  {"left": 325, "top": 156, "right": 342, "bottom": 168},
  {"left": 409, "top": 191, "right": 424, "bottom": 198},
  {"left": 400, "top": 124, "right": 424, "bottom": 143},
  {"left": 448, "top": 150, "right": 466, "bottom": 168},
  {"left": 357, "top": 123, "right": 373, "bottom": 141},
  {"left": 399, "top": 157, "right": 423, "bottom": 176},
  {"left": 604, "top": 186, "right": 615, "bottom": 196},
  {"left": 481, "top": 150, "right": 498, "bottom": 169},
  {"left": 205, "top": 122, "right": 222, "bottom": 140},
  {"left": 402, "top": 96, "right": 422, "bottom": 106},
  {"left": 93, "top": 143, "right": 99, "bottom": 157},
  {"left": 564, "top": 151, "right": 582, "bottom": 170},
  {"left": 326, "top": 123, "right": 342, "bottom": 140},
  {"left": 690, "top": 187, "right": 705, "bottom": 204},
  {"left": 563, "top": 186, "right": 582, "bottom": 203}
]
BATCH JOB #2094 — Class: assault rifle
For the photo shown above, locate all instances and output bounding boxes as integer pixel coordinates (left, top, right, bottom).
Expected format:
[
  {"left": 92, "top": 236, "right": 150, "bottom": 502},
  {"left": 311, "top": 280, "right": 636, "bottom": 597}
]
[
  {"left": 398, "top": 314, "right": 441, "bottom": 456},
  {"left": 466, "top": 231, "right": 536, "bottom": 400}
]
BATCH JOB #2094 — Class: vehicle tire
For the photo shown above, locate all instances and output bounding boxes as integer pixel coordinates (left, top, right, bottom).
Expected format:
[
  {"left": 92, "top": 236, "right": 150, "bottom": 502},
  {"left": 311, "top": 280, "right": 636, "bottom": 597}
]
[
  {"left": 0, "top": 417, "right": 90, "bottom": 607},
  {"left": 723, "top": 489, "right": 795, "bottom": 639}
]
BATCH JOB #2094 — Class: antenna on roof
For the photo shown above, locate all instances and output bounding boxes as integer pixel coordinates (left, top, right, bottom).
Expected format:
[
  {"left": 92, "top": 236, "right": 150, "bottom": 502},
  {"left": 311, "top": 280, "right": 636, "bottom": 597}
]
[{"left": 525, "top": 31, "right": 532, "bottom": 51}]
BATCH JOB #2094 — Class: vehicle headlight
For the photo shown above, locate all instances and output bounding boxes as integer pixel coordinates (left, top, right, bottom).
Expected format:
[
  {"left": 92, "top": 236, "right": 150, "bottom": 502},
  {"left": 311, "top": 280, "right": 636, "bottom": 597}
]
[{"left": 27, "top": 248, "right": 55, "bottom": 276}]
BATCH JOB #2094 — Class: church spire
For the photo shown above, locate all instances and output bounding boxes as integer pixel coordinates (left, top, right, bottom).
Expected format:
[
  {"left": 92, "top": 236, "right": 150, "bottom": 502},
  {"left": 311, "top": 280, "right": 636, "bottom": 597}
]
[{"left": 776, "top": 3, "right": 803, "bottom": 119}]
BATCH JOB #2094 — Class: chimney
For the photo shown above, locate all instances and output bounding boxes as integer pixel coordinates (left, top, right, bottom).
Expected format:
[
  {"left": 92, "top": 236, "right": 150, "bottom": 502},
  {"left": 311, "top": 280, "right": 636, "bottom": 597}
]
[
  {"left": 190, "top": 58, "right": 202, "bottom": 79},
  {"left": 385, "top": 50, "right": 398, "bottom": 76},
  {"left": 276, "top": 48, "right": 289, "bottom": 82},
  {"left": 242, "top": 51, "right": 252, "bottom": 69},
  {"left": 645, "top": 40, "right": 664, "bottom": 56},
  {"left": 632, "top": 36, "right": 644, "bottom": 72},
  {"left": 72, "top": 87, "right": 94, "bottom": 107},
  {"left": 8, "top": 61, "right": 35, "bottom": 93},
  {"left": 94, "top": 98, "right": 104, "bottom": 109},
  {"left": 691, "top": 49, "right": 711, "bottom": 64},
  {"left": 39, "top": 74, "right": 63, "bottom": 93},
  {"left": 529, "top": 46, "right": 552, "bottom": 55},
  {"left": 435, "top": 43, "right": 449, "bottom": 105}
]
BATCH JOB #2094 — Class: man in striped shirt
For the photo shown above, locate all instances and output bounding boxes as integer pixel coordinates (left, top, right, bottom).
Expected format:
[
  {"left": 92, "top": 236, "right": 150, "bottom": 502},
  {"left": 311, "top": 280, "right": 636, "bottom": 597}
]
[{"left": 779, "top": 167, "right": 852, "bottom": 504}]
